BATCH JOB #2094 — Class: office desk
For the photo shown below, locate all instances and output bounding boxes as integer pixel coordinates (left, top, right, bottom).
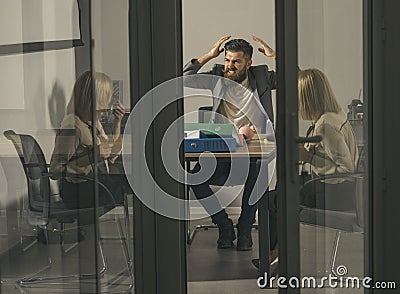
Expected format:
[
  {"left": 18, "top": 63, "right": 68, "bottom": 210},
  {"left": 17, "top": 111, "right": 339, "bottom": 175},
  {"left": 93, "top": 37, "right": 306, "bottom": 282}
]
[{"left": 185, "top": 135, "right": 276, "bottom": 281}]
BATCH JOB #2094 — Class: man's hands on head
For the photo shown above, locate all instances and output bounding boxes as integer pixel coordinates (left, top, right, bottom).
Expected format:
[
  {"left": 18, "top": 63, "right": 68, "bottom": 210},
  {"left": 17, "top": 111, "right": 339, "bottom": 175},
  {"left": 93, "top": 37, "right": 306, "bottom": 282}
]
[
  {"left": 251, "top": 35, "right": 276, "bottom": 58},
  {"left": 209, "top": 35, "right": 231, "bottom": 59},
  {"left": 196, "top": 35, "right": 231, "bottom": 66}
]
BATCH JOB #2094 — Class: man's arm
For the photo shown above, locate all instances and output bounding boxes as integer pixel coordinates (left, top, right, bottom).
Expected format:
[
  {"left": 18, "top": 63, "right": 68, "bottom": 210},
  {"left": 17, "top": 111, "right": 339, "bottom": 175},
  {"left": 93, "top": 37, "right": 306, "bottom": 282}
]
[
  {"left": 252, "top": 35, "right": 276, "bottom": 58},
  {"left": 106, "top": 101, "right": 125, "bottom": 161},
  {"left": 49, "top": 128, "right": 79, "bottom": 179},
  {"left": 183, "top": 35, "right": 231, "bottom": 75},
  {"left": 251, "top": 36, "right": 277, "bottom": 89},
  {"left": 252, "top": 35, "right": 302, "bottom": 89},
  {"left": 183, "top": 35, "right": 231, "bottom": 89},
  {"left": 197, "top": 35, "right": 231, "bottom": 65}
]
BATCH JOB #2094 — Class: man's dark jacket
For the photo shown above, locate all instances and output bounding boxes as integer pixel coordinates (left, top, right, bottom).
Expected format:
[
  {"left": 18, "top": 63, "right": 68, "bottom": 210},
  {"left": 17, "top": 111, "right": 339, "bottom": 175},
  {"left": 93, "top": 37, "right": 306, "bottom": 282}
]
[{"left": 183, "top": 59, "right": 277, "bottom": 128}]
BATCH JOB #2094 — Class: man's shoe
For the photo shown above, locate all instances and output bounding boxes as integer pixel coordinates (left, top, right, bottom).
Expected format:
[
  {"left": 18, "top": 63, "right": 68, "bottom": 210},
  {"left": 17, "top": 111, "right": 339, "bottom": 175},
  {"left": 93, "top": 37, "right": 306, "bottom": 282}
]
[
  {"left": 236, "top": 225, "right": 253, "bottom": 251},
  {"left": 251, "top": 257, "right": 279, "bottom": 277},
  {"left": 217, "top": 219, "right": 236, "bottom": 249},
  {"left": 251, "top": 258, "right": 260, "bottom": 269},
  {"left": 271, "top": 257, "right": 279, "bottom": 277},
  {"left": 251, "top": 246, "right": 279, "bottom": 275},
  {"left": 270, "top": 246, "right": 278, "bottom": 263}
]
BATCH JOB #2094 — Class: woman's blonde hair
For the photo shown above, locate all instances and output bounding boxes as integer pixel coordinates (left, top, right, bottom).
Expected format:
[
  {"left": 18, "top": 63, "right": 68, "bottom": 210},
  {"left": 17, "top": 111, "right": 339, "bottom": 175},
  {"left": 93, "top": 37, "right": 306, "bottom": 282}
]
[
  {"left": 66, "top": 71, "right": 113, "bottom": 121},
  {"left": 298, "top": 68, "right": 342, "bottom": 121}
]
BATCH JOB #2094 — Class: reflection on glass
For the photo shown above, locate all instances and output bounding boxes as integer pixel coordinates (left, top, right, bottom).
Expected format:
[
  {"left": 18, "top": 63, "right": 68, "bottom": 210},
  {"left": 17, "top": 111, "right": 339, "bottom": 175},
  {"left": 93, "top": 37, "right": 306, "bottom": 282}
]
[
  {"left": 298, "top": 0, "right": 365, "bottom": 291},
  {"left": 0, "top": 1, "right": 133, "bottom": 293}
]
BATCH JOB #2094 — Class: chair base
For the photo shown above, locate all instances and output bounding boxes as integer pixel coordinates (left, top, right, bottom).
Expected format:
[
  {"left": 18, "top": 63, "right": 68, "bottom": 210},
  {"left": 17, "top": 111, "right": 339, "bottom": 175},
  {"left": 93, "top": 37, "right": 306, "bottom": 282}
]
[
  {"left": 36, "top": 227, "right": 85, "bottom": 244},
  {"left": 16, "top": 215, "right": 133, "bottom": 293}
]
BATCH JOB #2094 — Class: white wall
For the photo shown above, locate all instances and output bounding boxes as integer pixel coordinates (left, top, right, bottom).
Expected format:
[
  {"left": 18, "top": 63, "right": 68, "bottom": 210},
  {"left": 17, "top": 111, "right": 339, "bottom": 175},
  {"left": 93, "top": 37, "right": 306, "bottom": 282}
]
[
  {"left": 0, "top": 0, "right": 78, "bottom": 206},
  {"left": 323, "top": 0, "right": 363, "bottom": 111},
  {"left": 298, "top": 0, "right": 363, "bottom": 134},
  {"left": 0, "top": 49, "right": 76, "bottom": 152},
  {"left": 182, "top": 0, "right": 276, "bottom": 123},
  {"left": 92, "top": 0, "right": 130, "bottom": 108},
  {"left": 183, "top": 0, "right": 363, "bottom": 135},
  {"left": 0, "top": 49, "right": 76, "bottom": 206}
]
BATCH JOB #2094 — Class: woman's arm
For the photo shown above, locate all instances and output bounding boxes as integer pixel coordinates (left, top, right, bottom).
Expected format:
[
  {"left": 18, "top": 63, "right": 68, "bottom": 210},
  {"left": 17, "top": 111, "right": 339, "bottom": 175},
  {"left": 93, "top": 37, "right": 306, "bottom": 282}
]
[
  {"left": 298, "top": 144, "right": 314, "bottom": 163},
  {"left": 99, "top": 101, "right": 125, "bottom": 161},
  {"left": 311, "top": 124, "right": 355, "bottom": 174},
  {"left": 49, "top": 128, "right": 80, "bottom": 179}
]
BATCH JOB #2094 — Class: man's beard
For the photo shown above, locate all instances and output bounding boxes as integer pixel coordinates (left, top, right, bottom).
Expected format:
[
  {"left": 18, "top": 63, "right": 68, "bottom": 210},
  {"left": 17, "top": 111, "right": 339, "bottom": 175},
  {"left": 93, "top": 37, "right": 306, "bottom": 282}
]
[{"left": 224, "top": 67, "right": 248, "bottom": 83}]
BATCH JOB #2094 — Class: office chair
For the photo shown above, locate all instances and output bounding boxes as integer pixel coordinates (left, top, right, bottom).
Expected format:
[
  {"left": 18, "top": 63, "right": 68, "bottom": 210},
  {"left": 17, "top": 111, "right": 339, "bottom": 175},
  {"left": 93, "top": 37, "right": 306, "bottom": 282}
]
[
  {"left": 4, "top": 130, "right": 133, "bottom": 292},
  {"left": 198, "top": 106, "right": 213, "bottom": 123},
  {"left": 0, "top": 155, "right": 39, "bottom": 252},
  {"left": 299, "top": 171, "right": 365, "bottom": 277},
  {"left": 298, "top": 102, "right": 366, "bottom": 277}
]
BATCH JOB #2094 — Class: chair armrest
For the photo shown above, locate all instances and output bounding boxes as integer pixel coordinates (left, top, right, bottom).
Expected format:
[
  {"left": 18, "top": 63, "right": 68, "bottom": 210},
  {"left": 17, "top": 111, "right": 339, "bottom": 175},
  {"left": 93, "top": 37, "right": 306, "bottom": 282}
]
[
  {"left": 44, "top": 172, "right": 118, "bottom": 206},
  {"left": 24, "top": 163, "right": 49, "bottom": 168},
  {"left": 29, "top": 172, "right": 117, "bottom": 227},
  {"left": 302, "top": 172, "right": 364, "bottom": 188}
]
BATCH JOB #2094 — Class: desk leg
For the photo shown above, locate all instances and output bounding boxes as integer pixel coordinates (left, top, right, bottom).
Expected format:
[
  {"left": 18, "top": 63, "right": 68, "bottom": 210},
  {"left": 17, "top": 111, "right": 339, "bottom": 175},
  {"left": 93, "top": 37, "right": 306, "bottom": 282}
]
[
  {"left": 258, "top": 190, "right": 271, "bottom": 287},
  {"left": 185, "top": 159, "right": 192, "bottom": 245}
]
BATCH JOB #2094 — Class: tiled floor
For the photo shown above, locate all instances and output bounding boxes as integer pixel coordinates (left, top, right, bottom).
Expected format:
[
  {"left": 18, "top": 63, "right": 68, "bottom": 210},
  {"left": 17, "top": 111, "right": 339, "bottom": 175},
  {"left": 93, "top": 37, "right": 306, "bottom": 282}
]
[
  {"left": 187, "top": 214, "right": 364, "bottom": 294},
  {"left": 0, "top": 211, "right": 364, "bottom": 293},
  {"left": 0, "top": 212, "right": 133, "bottom": 293}
]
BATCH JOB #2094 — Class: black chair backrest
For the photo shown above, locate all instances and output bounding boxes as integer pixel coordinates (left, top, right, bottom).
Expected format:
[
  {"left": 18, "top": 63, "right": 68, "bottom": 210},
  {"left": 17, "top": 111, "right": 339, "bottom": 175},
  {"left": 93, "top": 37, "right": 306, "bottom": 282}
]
[
  {"left": 198, "top": 106, "right": 213, "bottom": 123},
  {"left": 4, "top": 130, "right": 50, "bottom": 217}
]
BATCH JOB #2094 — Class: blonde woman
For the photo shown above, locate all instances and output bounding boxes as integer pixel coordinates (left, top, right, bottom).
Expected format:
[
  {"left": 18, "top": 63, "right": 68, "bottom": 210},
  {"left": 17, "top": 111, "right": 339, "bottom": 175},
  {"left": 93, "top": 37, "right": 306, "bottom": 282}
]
[
  {"left": 298, "top": 68, "right": 359, "bottom": 211},
  {"left": 50, "top": 71, "right": 130, "bottom": 213}
]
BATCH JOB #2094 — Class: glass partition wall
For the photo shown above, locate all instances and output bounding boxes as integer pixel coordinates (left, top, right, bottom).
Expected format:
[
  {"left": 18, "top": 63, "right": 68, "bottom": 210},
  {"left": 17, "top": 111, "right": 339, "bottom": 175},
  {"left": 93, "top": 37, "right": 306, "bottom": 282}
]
[
  {"left": 0, "top": 1, "right": 134, "bottom": 293},
  {"left": 182, "top": 0, "right": 276, "bottom": 293},
  {"left": 297, "top": 0, "right": 366, "bottom": 292},
  {"left": 0, "top": 0, "right": 373, "bottom": 293},
  {"left": 183, "top": 0, "right": 368, "bottom": 292},
  {"left": 91, "top": 0, "right": 134, "bottom": 292}
]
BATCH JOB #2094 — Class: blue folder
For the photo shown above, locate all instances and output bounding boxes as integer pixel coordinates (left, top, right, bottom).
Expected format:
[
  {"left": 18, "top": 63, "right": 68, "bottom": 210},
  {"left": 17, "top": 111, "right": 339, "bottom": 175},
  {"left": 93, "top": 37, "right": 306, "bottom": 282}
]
[{"left": 184, "top": 137, "right": 237, "bottom": 153}]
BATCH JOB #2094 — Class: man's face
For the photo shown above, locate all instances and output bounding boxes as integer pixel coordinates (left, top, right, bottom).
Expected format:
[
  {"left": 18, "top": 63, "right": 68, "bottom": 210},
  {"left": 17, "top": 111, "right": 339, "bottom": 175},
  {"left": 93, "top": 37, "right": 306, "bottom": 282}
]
[{"left": 224, "top": 51, "right": 252, "bottom": 83}]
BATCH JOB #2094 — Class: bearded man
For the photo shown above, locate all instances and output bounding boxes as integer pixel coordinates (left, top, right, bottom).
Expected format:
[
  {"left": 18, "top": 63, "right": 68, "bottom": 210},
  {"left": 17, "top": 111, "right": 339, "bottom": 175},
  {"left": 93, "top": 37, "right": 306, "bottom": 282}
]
[{"left": 183, "top": 36, "right": 277, "bottom": 252}]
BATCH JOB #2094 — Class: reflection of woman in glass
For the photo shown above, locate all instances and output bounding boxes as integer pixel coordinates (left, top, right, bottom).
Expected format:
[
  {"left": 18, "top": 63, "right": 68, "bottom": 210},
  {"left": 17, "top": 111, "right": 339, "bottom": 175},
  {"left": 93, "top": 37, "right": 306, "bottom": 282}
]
[
  {"left": 50, "top": 71, "right": 130, "bottom": 213},
  {"left": 298, "top": 68, "right": 359, "bottom": 211}
]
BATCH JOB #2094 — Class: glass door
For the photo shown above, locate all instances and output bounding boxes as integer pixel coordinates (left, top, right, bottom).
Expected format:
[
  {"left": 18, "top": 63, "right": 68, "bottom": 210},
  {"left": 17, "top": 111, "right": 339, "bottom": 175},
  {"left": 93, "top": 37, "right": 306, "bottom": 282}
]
[
  {"left": 275, "top": 1, "right": 301, "bottom": 292},
  {"left": 276, "top": 0, "right": 370, "bottom": 292},
  {"left": 297, "top": 0, "right": 367, "bottom": 290},
  {"left": 182, "top": 1, "right": 278, "bottom": 293},
  {"left": 0, "top": 0, "right": 135, "bottom": 292}
]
